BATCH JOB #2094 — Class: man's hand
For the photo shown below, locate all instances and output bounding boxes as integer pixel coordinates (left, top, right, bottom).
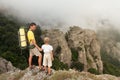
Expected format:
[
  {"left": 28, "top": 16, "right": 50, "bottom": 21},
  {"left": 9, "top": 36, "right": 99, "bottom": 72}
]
[{"left": 39, "top": 48, "right": 42, "bottom": 51}]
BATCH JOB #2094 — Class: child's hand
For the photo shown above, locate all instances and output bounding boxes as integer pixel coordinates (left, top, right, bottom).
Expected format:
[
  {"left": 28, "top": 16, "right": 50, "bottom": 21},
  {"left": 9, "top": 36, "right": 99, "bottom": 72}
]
[
  {"left": 39, "top": 48, "right": 42, "bottom": 51},
  {"left": 51, "top": 56, "right": 54, "bottom": 61}
]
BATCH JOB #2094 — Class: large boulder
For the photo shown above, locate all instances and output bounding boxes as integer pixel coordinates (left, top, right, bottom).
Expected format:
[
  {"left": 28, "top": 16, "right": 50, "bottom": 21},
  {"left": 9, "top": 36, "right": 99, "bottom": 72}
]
[
  {"left": 0, "top": 57, "right": 17, "bottom": 74},
  {"left": 0, "top": 67, "right": 119, "bottom": 80},
  {"left": 42, "top": 29, "right": 72, "bottom": 66},
  {"left": 98, "top": 29, "right": 120, "bottom": 62},
  {"left": 67, "top": 26, "right": 103, "bottom": 73}
]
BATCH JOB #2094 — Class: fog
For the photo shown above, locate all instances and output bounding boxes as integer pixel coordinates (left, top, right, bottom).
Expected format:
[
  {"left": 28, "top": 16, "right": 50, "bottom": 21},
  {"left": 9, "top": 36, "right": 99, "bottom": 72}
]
[{"left": 0, "top": 0, "right": 120, "bottom": 31}]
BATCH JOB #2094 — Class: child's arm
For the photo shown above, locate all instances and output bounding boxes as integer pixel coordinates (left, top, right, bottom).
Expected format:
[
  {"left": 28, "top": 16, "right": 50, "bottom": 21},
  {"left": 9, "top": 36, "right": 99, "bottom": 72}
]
[
  {"left": 51, "top": 51, "right": 54, "bottom": 61},
  {"left": 38, "top": 45, "right": 43, "bottom": 51}
]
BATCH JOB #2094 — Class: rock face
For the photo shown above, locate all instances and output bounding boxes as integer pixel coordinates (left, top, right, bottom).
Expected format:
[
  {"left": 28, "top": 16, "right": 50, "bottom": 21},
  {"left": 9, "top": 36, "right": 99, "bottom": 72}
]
[
  {"left": 67, "top": 26, "right": 103, "bottom": 73},
  {"left": 101, "top": 40, "right": 120, "bottom": 61},
  {"left": 42, "top": 29, "right": 72, "bottom": 65},
  {"left": 0, "top": 57, "right": 17, "bottom": 74},
  {"left": 96, "top": 22, "right": 120, "bottom": 62},
  {"left": 0, "top": 66, "right": 119, "bottom": 80},
  {"left": 98, "top": 30, "right": 120, "bottom": 62},
  {"left": 41, "top": 27, "right": 103, "bottom": 73}
]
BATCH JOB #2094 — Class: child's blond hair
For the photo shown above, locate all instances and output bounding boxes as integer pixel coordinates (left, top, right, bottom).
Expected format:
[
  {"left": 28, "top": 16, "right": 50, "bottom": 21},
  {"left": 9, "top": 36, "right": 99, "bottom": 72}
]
[{"left": 44, "top": 37, "right": 50, "bottom": 43}]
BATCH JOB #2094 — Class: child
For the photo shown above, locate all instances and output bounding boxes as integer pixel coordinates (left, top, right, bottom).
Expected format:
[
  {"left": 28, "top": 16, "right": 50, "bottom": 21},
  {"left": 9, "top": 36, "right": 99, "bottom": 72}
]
[{"left": 40, "top": 37, "right": 54, "bottom": 75}]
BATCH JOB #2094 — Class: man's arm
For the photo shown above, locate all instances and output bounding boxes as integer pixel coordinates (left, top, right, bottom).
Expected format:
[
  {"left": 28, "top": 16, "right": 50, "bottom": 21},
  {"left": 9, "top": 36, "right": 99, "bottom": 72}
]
[
  {"left": 31, "top": 39, "right": 42, "bottom": 50},
  {"left": 38, "top": 47, "right": 43, "bottom": 51},
  {"left": 28, "top": 31, "right": 41, "bottom": 50}
]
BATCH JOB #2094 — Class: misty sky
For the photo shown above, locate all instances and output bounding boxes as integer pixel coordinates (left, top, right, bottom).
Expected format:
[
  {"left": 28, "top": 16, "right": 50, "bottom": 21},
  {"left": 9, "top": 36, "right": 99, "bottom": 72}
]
[{"left": 0, "top": 0, "right": 120, "bottom": 30}]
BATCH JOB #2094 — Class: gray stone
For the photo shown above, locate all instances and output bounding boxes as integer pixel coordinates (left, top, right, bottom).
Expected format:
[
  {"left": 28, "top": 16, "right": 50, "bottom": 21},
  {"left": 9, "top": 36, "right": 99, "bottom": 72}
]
[
  {"left": 42, "top": 29, "right": 72, "bottom": 66},
  {"left": 67, "top": 26, "right": 103, "bottom": 73},
  {"left": 0, "top": 66, "right": 119, "bottom": 80},
  {"left": 0, "top": 57, "right": 17, "bottom": 74}
]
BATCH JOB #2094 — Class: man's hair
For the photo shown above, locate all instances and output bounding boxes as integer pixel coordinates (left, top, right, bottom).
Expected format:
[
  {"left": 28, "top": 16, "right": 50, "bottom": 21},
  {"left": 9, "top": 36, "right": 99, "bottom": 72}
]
[{"left": 29, "top": 22, "right": 36, "bottom": 28}]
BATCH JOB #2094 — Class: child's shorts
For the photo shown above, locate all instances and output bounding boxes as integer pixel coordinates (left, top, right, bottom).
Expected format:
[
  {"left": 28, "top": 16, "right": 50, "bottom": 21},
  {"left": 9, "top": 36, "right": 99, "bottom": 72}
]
[{"left": 43, "top": 53, "right": 52, "bottom": 67}]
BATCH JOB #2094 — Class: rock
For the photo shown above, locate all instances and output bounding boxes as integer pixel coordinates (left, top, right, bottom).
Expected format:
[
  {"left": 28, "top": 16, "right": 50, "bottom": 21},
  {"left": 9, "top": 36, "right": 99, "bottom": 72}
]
[
  {"left": 97, "top": 74, "right": 119, "bottom": 80},
  {"left": 0, "top": 66, "right": 119, "bottom": 80},
  {"left": 97, "top": 23, "right": 120, "bottom": 62},
  {"left": 100, "top": 39, "right": 120, "bottom": 62},
  {"left": 42, "top": 29, "right": 72, "bottom": 66},
  {"left": 0, "top": 66, "right": 55, "bottom": 80},
  {"left": 41, "top": 27, "right": 103, "bottom": 73},
  {"left": 67, "top": 26, "right": 103, "bottom": 73},
  {"left": 0, "top": 57, "right": 17, "bottom": 74}
]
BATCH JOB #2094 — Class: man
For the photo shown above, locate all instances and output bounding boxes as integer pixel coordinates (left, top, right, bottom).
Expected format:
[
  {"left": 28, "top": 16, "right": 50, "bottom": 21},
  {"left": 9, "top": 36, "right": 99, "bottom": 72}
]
[{"left": 27, "top": 22, "right": 42, "bottom": 69}]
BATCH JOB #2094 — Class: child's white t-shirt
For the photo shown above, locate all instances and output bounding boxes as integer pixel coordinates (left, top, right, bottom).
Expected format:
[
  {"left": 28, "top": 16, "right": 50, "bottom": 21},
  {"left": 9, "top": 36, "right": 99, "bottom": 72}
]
[{"left": 42, "top": 44, "right": 53, "bottom": 53}]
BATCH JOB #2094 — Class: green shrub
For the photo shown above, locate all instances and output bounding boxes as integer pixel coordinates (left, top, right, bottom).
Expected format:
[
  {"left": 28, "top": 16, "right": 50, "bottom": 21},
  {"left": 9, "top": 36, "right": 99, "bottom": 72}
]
[
  {"left": 52, "top": 57, "right": 69, "bottom": 70},
  {"left": 103, "top": 62, "right": 120, "bottom": 77},
  {"left": 101, "top": 49, "right": 120, "bottom": 76},
  {"left": 70, "top": 62, "right": 84, "bottom": 71},
  {"left": 71, "top": 48, "right": 78, "bottom": 62},
  {"left": 70, "top": 48, "right": 84, "bottom": 71},
  {"left": 55, "top": 45, "right": 61, "bottom": 54},
  {"left": 88, "top": 68, "right": 100, "bottom": 75}
]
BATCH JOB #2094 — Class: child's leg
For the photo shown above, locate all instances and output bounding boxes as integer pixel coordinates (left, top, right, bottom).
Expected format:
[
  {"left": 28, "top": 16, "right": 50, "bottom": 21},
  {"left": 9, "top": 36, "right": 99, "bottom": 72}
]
[
  {"left": 47, "top": 53, "right": 52, "bottom": 74},
  {"left": 48, "top": 67, "right": 51, "bottom": 74},
  {"left": 43, "top": 54, "right": 47, "bottom": 71},
  {"left": 43, "top": 66, "right": 47, "bottom": 71}
]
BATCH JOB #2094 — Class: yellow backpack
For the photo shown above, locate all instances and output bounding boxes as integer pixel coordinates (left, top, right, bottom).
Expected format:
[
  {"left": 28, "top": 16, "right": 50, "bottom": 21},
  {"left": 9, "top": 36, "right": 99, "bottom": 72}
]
[{"left": 18, "top": 27, "right": 28, "bottom": 49}]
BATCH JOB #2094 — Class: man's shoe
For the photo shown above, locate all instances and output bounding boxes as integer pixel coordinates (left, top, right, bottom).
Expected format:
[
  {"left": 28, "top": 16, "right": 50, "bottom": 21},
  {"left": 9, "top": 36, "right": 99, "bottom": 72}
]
[
  {"left": 29, "top": 66, "right": 34, "bottom": 70},
  {"left": 39, "top": 68, "right": 45, "bottom": 71}
]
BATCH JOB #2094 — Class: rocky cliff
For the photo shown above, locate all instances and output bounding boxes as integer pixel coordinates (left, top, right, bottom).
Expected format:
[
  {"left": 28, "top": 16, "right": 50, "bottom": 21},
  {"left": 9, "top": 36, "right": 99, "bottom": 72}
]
[
  {"left": 101, "top": 39, "right": 120, "bottom": 61},
  {"left": 66, "top": 26, "right": 103, "bottom": 73},
  {"left": 42, "top": 29, "right": 72, "bottom": 66},
  {"left": 0, "top": 57, "right": 18, "bottom": 74},
  {"left": 0, "top": 66, "right": 119, "bottom": 80},
  {"left": 97, "top": 28, "right": 120, "bottom": 62},
  {"left": 42, "top": 26, "right": 103, "bottom": 73}
]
